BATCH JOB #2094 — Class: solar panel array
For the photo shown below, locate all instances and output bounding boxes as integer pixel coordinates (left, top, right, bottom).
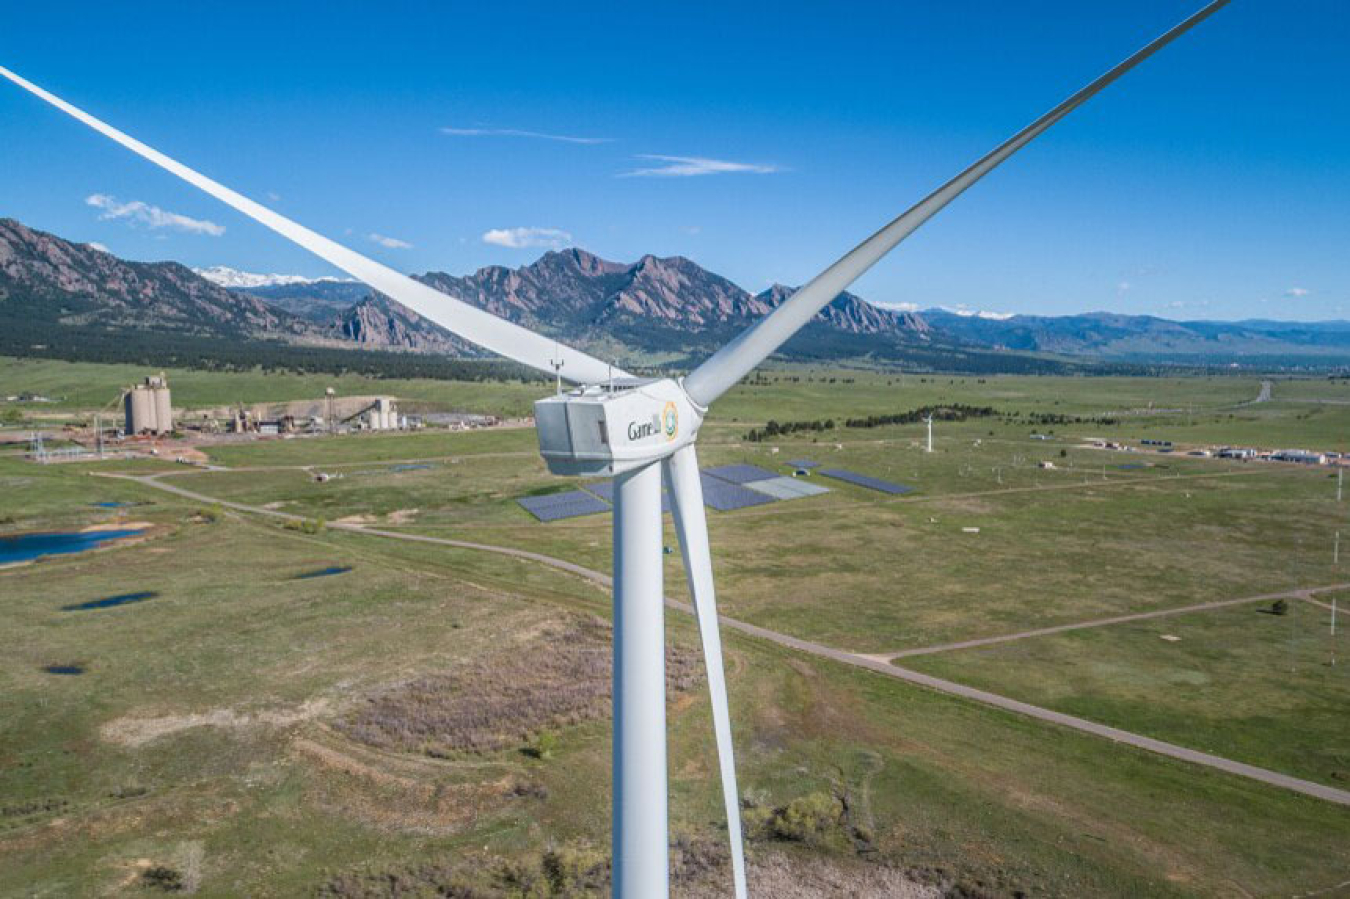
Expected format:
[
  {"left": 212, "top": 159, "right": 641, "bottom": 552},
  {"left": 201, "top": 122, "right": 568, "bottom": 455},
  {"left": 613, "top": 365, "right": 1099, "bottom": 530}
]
[
  {"left": 744, "top": 476, "right": 831, "bottom": 500},
  {"left": 582, "top": 480, "right": 671, "bottom": 513},
  {"left": 517, "top": 490, "right": 611, "bottom": 522},
  {"left": 702, "top": 463, "right": 777, "bottom": 484},
  {"left": 518, "top": 461, "right": 834, "bottom": 520},
  {"left": 785, "top": 459, "right": 820, "bottom": 469},
  {"left": 699, "top": 472, "right": 777, "bottom": 511},
  {"left": 818, "top": 468, "right": 914, "bottom": 495}
]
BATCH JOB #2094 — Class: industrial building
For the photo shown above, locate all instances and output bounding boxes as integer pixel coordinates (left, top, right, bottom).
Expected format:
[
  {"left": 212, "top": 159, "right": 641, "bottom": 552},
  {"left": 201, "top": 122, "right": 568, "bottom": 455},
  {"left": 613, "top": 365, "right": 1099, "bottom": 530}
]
[{"left": 124, "top": 373, "right": 173, "bottom": 436}]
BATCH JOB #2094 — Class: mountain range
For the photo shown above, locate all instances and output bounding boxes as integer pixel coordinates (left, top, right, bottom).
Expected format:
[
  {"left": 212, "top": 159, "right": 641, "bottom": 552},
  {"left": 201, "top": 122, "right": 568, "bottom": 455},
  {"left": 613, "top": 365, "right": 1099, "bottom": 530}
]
[{"left": 2, "top": 217, "right": 1346, "bottom": 371}]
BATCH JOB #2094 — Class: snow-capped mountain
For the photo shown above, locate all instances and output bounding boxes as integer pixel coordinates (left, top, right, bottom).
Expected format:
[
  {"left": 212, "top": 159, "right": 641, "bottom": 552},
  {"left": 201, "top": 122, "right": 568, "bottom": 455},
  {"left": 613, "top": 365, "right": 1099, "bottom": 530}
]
[{"left": 192, "top": 265, "right": 353, "bottom": 290}]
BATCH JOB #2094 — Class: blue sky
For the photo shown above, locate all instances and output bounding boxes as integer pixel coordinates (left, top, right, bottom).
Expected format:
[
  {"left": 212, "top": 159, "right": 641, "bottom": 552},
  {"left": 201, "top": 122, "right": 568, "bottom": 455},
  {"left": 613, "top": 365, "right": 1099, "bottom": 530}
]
[{"left": 2, "top": 1, "right": 1346, "bottom": 321}]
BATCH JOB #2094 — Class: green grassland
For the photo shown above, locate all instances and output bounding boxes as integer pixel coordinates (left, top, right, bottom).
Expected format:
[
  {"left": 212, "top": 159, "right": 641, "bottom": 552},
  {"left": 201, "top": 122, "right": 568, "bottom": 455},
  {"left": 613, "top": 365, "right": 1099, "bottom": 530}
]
[
  {"left": 2, "top": 358, "right": 1349, "bottom": 896},
  {"left": 2, "top": 472, "right": 1347, "bottom": 897},
  {"left": 901, "top": 600, "right": 1348, "bottom": 789}
]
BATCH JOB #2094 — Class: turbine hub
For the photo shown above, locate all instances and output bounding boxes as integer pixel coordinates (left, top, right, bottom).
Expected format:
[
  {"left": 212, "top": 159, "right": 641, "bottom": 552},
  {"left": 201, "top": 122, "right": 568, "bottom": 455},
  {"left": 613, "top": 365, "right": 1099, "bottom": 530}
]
[{"left": 534, "top": 377, "right": 703, "bottom": 477}]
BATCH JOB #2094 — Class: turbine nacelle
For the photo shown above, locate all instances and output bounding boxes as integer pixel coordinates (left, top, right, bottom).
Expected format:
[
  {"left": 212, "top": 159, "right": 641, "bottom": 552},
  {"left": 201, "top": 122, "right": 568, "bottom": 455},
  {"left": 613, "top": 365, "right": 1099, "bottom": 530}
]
[{"left": 535, "top": 377, "right": 704, "bottom": 477}]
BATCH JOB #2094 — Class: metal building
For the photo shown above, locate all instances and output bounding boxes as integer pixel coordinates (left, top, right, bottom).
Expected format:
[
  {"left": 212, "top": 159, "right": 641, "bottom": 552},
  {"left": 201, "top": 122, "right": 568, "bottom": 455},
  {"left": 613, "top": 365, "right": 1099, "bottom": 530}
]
[{"left": 124, "top": 373, "right": 174, "bottom": 435}]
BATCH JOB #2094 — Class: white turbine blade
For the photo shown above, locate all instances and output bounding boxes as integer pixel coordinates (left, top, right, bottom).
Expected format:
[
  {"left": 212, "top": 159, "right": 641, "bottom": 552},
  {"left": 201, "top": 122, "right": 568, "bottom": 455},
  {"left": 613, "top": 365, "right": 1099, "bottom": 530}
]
[
  {"left": 683, "top": 0, "right": 1228, "bottom": 407},
  {"left": 0, "top": 65, "right": 622, "bottom": 385},
  {"left": 663, "top": 445, "right": 747, "bottom": 899}
]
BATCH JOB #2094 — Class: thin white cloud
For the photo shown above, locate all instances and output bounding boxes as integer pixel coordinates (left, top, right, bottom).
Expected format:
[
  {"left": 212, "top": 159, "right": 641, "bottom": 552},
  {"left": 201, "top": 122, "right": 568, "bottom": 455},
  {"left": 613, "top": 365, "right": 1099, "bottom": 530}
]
[
  {"left": 482, "top": 227, "right": 572, "bottom": 249},
  {"left": 86, "top": 194, "right": 224, "bottom": 236},
  {"left": 1285, "top": 287, "right": 1311, "bottom": 297},
  {"left": 368, "top": 232, "right": 413, "bottom": 250},
  {"left": 874, "top": 300, "right": 920, "bottom": 313},
  {"left": 1117, "top": 281, "right": 1131, "bottom": 296},
  {"left": 620, "top": 155, "right": 779, "bottom": 178},
  {"left": 441, "top": 126, "right": 610, "bottom": 145},
  {"left": 86, "top": 242, "right": 110, "bottom": 253}
]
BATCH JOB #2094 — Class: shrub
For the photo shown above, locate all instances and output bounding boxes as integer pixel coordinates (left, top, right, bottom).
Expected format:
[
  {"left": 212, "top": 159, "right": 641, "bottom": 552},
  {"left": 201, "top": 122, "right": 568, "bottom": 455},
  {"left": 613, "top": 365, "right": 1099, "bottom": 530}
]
[
  {"left": 741, "top": 790, "right": 845, "bottom": 846},
  {"left": 772, "top": 792, "right": 843, "bottom": 843},
  {"left": 1272, "top": 599, "right": 1289, "bottom": 616},
  {"left": 527, "top": 731, "right": 558, "bottom": 760},
  {"left": 141, "top": 865, "right": 184, "bottom": 891}
]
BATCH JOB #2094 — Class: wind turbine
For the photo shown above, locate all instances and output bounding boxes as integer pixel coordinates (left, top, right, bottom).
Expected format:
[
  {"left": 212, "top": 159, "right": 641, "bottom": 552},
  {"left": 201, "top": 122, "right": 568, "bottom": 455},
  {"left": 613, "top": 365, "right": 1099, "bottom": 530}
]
[
  {"left": 925, "top": 413, "right": 934, "bottom": 454},
  {"left": 0, "top": 4, "right": 1228, "bottom": 894}
]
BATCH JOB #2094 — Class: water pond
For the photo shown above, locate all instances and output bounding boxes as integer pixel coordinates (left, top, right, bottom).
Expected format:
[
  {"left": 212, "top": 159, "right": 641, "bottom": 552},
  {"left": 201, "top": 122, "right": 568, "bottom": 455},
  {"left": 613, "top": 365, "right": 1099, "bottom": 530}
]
[
  {"left": 0, "top": 529, "right": 147, "bottom": 565},
  {"left": 294, "top": 566, "right": 353, "bottom": 580}
]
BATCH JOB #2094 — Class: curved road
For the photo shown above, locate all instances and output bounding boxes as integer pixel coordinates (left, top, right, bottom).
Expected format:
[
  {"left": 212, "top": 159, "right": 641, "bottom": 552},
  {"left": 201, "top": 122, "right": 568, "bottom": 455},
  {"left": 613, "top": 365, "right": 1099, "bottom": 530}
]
[{"left": 109, "top": 471, "right": 1350, "bottom": 807}]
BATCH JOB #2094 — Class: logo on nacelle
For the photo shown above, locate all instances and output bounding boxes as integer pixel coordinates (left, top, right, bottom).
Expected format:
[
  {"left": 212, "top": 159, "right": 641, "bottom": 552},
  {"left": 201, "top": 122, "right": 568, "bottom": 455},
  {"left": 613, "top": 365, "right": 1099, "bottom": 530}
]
[
  {"left": 626, "top": 402, "right": 680, "bottom": 443},
  {"left": 662, "top": 401, "right": 678, "bottom": 440}
]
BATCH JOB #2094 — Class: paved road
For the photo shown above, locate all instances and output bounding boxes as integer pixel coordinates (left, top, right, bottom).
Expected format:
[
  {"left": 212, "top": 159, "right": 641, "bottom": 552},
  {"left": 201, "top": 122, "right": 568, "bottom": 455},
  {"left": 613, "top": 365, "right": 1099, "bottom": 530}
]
[
  {"left": 109, "top": 472, "right": 1350, "bottom": 807},
  {"left": 880, "top": 585, "right": 1350, "bottom": 661}
]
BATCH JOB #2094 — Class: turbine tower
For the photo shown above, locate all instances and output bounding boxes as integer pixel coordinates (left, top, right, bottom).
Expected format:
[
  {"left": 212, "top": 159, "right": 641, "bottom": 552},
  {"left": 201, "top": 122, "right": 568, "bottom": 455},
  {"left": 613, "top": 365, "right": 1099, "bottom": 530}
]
[
  {"left": 0, "top": 5, "right": 1228, "bottom": 893},
  {"left": 925, "top": 413, "right": 934, "bottom": 454}
]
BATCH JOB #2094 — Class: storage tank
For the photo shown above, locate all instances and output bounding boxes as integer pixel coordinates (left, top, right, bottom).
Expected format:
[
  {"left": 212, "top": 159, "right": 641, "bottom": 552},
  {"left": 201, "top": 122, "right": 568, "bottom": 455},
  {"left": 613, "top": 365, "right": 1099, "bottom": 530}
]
[
  {"left": 153, "top": 384, "right": 173, "bottom": 434},
  {"left": 124, "top": 373, "right": 174, "bottom": 434}
]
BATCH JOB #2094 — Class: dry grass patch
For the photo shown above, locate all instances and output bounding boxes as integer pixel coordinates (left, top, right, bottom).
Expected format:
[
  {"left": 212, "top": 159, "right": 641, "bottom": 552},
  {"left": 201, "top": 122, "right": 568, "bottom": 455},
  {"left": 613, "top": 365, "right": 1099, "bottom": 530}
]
[{"left": 337, "top": 616, "right": 700, "bottom": 756}]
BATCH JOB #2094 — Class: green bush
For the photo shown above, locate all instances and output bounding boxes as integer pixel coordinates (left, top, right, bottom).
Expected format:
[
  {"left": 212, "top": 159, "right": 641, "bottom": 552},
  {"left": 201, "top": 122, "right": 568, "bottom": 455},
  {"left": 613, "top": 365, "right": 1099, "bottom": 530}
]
[
  {"left": 1272, "top": 599, "right": 1289, "bottom": 616},
  {"left": 140, "top": 865, "right": 184, "bottom": 891},
  {"left": 772, "top": 791, "right": 843, "bottom": 843},
  {"left": 527, "top": 731, "right": 558, "bottom": 760}
]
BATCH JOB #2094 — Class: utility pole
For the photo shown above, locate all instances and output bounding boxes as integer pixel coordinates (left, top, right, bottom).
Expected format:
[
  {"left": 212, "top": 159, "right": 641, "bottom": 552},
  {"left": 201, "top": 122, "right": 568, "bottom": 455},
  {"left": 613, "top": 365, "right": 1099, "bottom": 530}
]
[
  {"left": 1338, "top": 467, "right": 1343, "bottom": 502},
  {"left": 1335, "top": 531, "right": 1340, "bottom": 566}
]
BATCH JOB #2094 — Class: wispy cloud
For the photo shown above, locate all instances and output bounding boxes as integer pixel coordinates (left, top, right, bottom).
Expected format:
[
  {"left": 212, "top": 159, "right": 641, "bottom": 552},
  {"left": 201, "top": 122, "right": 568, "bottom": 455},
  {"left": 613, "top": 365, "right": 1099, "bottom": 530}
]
[
  {"left": 1285, "top": 286, "right": 1311, "bottom": 297},
  {"left": 368, "top": 232, "right": 413, "bottom": 250},
  {"left": 86, "top": 242, "right": 110, "bottom": 253},
  {"left": 1117, "top": 281, "right": 1131, "bottom": 296},
  {"left": 620, "top": 155, "right": 779, "bottom": 178},
  {"left": 440, "top": 126, "right": 610, "bottom": 145},
  {"left": 482, "top": 227, "right": 573, "bottom": 249},
  {"left": 86, "top": 194, "right": 224, "bottom": 236}
]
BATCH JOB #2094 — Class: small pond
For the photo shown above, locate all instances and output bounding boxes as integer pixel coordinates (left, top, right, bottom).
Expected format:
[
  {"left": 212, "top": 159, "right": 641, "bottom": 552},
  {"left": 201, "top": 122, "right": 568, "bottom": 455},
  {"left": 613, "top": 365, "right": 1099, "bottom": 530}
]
[
  {"left": 294, "top": 566, "right": 353, "bottom": 580},
  {"left": 0, "top": 529, "right": 147, "bottom": 565},
  {"left": 42, "top": 664, "right": 86, "bottom": 675}
]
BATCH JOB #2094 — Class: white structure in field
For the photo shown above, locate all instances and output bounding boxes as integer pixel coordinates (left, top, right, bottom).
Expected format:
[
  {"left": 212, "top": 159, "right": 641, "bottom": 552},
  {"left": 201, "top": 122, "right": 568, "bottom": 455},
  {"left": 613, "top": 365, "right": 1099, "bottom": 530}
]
[{"left": 124, "top": 373, "right": 173, "bottom": 435}]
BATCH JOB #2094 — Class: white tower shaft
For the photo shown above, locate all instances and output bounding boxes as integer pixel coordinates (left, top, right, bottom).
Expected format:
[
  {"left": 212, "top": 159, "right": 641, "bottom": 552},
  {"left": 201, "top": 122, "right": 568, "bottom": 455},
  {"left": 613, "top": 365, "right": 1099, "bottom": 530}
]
[{"left": 611, "top": 462, "right": 669, "bottom": 897}]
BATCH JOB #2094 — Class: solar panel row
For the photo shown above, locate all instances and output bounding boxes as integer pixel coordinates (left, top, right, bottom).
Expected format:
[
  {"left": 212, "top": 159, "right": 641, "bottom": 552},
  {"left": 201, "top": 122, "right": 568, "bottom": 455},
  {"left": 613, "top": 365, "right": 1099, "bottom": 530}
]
[
  {"left": 699, "top": 472, "right": 777, "bottom": 511},
  {"left": 785, "top": 459, "right": 820, "bottom": 469},
  {"left": 744, "top": 476, "right": 832, "bottom": 500},
  {"left": 702, "top": 463, "right": 778, "bottom": 484},
  {"left": 519, "top": 462, "right": 831, "bottom": 520},
  {"left": 818, "top": 468, "right": 914, "bottom": 495},
  {"left": 582, "top": 480, "right": 671, "bottom": 512},
  {"left": 516, "top": 490, "right": 611, "bottom": 522}
]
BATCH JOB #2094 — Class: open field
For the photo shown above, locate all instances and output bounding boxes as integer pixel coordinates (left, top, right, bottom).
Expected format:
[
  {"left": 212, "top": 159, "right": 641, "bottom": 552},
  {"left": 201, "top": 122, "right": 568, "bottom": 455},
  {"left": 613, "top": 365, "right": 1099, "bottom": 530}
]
[
  {"left": 902, "top": 600, "right": 1349, "bottom": 788},
  {"left": 2, "top": 361, "right": 1349, "bottom": 896}
]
